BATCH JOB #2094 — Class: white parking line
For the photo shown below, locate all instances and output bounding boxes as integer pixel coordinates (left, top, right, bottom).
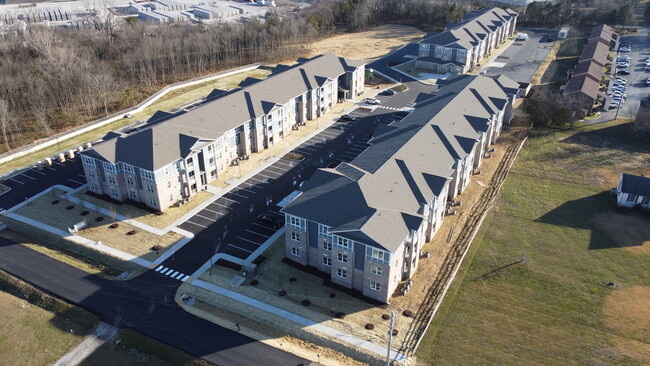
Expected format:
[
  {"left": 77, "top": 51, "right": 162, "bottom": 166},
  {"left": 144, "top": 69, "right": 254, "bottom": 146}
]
[
  {"left": 163, "top": 268, "right": 174, "bottom": 275},
  {"left": 275, "top": 160, "right": 295, "bottom": 168},
  {"left": 228, "top": 191, "right": 248, "bottom": 199},
  {"left": 246, "top": 229, "right": 270, "bottom": 238},
  {"left": 237, "top": 186, "right": 256, "bottom": 194},
  {"left": 212, "top": 203, "right": 231, "bottom": 211},
  {"left": 31, "top": 169, "right": 46, "bottom": 176},
  {"left": 221, "top": 197, "right": 240, "bottom": 204},
  {"left": 174, "top": 272, "right": 185, "bottom": 279},
  {"left": 181, "top": 275, "right": 190, "bottom": 282},
  {"left": 9, "top": 178, "right": 25, "bottom": 185},
  {"left": 257, "top": 172, "right": 278, "bottom": 179},
  {"left": 265, "top": 166, "right": 287, "bottom": 174},
  {"left": 170, "top": 271, "right": 179, "bottom": 277},
  {"left": 45, "top": 166, "right": 56, "bottom": 171},
  {"left": 253, "top": 223, "right": 273, "bottom": 230},
  {"left": 349, "top": 147, "right": 366, "bottom": 153},
  {"left": 185, "top": 220, "right": 207, "bottom": 229},
  {"left": 237, "top": 236, "right": 262, "bottom": 246},
  {"left": 77, "top": 174, "right": 86, "bottom": 178},
  {"left": 155, "top": 265, "right": 164, "bottom": 272},
  {"left": 228, "top": 244, "right": 253, "bottom": 253},
  {"left": 195, "top": 213, "right": 216, "bottom": 222},
  {"left": 20, "top": 173, "right": 36, "bottom": 180},
  {"left": 298, "top": 146, "right": 319, "bottom": 153},
  {"left": 68, "top": 179, "right": 84, "bottom": 185},
  {"left": 247, "top": 176, "right": 266, "bottom": 184},
  {"left": 203, "top": 207, "right": 225, "bottom": 216}
]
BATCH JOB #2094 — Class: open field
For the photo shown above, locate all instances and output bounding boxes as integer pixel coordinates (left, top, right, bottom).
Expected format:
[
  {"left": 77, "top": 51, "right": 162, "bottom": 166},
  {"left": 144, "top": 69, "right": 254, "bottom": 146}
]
[
  {"left": 0, "top": 270, "right": 98, "bottom": 366},
  {"left": 416, "top": 120, "right": 650, "bottom": 365},
  {"left": 14, "top": 188, "right": 183, "bottom": 262},
  {"left": 301, "top": 24, "right": 425, "bottom": 62},
  {"left": 80, "top": 329, "right": 212, "bottom": 366}
]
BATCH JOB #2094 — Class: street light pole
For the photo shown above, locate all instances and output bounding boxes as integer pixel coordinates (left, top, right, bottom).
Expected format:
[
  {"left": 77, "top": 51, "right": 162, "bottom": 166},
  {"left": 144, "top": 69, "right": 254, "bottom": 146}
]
[{"left": 386, "top": 311, "right": 395, "bottom": 366}]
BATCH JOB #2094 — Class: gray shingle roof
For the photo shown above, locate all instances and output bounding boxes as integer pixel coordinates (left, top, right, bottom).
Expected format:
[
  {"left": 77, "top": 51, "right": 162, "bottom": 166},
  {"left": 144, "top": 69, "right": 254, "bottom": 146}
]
[
  {"left": 420, "top": 7, "right": 518, "bottom": 50},
  {"left": 283, "top": 74, "right": 518, "bottom": 252},
  {"left": 84, "top": 52, "right": 365, "bottom": 171},
  {"left": 620, "top": 173, "right": 650, "bottom": 196}
]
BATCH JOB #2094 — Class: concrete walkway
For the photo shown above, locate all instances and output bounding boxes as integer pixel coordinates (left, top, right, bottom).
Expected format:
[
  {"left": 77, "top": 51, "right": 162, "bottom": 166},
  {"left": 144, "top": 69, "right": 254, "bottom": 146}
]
[
  {"left": 53, "top": 322, "right": 118, "bottom": 366},
  {"left": 191, "top": 279, "right": 407, "bottom": 363}
]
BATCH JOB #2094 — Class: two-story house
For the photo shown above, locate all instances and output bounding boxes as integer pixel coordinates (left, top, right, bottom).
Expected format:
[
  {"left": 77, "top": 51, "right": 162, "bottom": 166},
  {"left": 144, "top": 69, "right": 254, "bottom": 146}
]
[
  {"left": 80, "top": 52, "right": 365, "bottom": 211},
  {"left": 416, "top": 7, "right": 518, "bottom": 74},
  {"left": 281, "top": 74, "right": 519, "bottom": 303}
]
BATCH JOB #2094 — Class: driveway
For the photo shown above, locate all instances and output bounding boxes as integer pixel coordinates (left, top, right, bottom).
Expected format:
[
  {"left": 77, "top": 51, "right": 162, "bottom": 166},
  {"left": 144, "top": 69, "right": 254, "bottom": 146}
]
[{"left": 483, "top": 28, "right": 556, "bottom": 83}]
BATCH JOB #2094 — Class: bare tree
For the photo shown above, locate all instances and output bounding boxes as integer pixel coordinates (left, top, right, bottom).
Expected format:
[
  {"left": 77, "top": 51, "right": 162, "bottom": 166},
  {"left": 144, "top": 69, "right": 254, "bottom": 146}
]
[{"left": 0, "top": 99, "right": 11, "bottom": 151}]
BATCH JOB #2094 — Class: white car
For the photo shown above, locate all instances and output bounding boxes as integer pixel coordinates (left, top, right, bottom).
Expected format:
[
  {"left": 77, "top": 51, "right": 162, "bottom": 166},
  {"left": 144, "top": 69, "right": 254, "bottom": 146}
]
[
  {"left": 617, "top": 63, "right": 630, "bottom": 68},
  {"left": 614, "top": 78, "right": 627, "bottom": 84},
  {"left": 609, "top": 102, "right": 620, "bottom": 109},
  {"left": 620, "top": 47, "right": 631, "bottom": 52},
  {"left": 365, "top": 97, "right": 380, "bottom": 105}
]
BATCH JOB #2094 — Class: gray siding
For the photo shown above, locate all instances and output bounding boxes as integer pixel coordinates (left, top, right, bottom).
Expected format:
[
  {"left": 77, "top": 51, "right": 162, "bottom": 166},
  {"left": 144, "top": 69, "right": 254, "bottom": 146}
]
[
  {"left": 308, "top": 221, "right": 319, "bottom": 248},
  {"left": 354, "top": 242, "right": 364, "bottom": 270}
]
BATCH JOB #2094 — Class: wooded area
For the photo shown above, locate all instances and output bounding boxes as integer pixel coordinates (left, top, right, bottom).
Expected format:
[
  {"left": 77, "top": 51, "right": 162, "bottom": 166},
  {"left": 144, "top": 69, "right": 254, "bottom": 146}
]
[{"left": 0, "top": 0, "right": 640, "bottom": 154}]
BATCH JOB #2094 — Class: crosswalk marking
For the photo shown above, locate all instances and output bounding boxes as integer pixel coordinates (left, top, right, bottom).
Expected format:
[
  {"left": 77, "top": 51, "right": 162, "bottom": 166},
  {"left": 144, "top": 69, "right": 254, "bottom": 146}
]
[{"left": 154, "top": 266, "right": 189, "bottom": 282}]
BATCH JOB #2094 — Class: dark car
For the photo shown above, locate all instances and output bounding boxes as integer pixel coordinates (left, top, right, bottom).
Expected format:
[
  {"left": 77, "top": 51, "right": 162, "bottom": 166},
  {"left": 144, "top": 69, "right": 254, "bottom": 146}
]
[
  {"left": 257, "top": 213, "right": 284, "bottom": 229},
  {"left": 380, "top": 89, "right": 397, "bottom": 96},
  {"left": 617, "top": 70, "right": 631, "bottom": 75},
  {"left": 338, "top": 114, "right": 358, "bottom": 122},
  {"left": 392, "top": 110, "right": 411, "bottom": 119}
]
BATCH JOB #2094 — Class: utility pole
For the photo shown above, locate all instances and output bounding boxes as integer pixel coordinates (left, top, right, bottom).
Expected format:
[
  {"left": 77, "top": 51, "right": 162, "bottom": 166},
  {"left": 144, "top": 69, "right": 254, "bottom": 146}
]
[{"left": 386, "top": 311, "right": 395, "bottom": 366}]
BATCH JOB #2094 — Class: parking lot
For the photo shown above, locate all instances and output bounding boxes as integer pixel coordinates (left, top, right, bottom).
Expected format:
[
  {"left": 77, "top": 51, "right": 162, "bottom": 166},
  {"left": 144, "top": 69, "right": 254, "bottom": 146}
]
[
  {"left": 0, "top": 157, "right": 87, "bottom": 209},
  {"left": 483, "top": 28, "right": 556, "bottom": 83},
  {"left": 595, "top": 26, "right": 650, "bottom": 121},
  {"left": 176, "top": 88, "right": 423, "bottom": 261}
]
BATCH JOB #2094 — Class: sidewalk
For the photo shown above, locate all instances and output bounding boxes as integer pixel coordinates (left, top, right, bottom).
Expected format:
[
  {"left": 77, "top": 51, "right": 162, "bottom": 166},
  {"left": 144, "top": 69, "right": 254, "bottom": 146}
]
[{"left": 190, "top": 279, "right": 407, "bottom": 363}]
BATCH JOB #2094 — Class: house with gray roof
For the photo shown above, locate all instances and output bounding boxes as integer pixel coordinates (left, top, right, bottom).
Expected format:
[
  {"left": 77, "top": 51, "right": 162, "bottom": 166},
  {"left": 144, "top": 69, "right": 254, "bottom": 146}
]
[
  {"left": 281, "top": 74, "right": 519, "bottom": 303},
  {"left": 616, "top": 173, "right": 650, "bottom": 209},
  {"left": 79, "top": 52, "right": 365, "bottom": 211},
  {"left": 415, "top": 7, "right": 518, "bottom": 74}
]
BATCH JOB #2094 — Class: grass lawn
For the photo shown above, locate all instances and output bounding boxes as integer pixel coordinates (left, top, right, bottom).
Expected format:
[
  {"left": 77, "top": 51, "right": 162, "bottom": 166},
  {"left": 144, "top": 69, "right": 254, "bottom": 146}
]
[
  {"left": 0, "top": 271, "right": 98, "bottom": 366},
  {"left": 416, "top": 121, "right": 650, "bottom": 365},
  {"left": 80, "top": 329, "right": 212, "bottom": 366}
]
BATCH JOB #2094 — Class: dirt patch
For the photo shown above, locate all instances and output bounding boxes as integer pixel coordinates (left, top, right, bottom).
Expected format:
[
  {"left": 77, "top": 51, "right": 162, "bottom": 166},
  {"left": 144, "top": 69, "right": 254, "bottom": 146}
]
[
  {"left": 301, "top": 25, "right": 425, "bottom": 62},
  {"left": 603, "top": 286, "right": 650, "bottom": 363},
  {"left": 592, "top": 212, "right": 650, "bottom": 255}
]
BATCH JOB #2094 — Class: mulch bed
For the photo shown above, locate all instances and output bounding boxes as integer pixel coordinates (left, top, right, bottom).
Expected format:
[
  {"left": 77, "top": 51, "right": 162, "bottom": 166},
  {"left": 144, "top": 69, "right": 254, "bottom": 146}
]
[
  {"left": 65, "top": 205, "right": 74, "bottom": 210},
  {"left": 51, "top": 200, "right": 60, "bottom": 205},
  {"left": 80, "top": 211, "right": 89, "bottom": 216}
]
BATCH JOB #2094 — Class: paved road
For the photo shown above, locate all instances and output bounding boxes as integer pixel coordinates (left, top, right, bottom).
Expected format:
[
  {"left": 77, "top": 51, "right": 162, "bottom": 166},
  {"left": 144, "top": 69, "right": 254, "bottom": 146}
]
[
  {"left": 0, "top": 80, "right": 435, "bottom": 364},
  {"left": 367, "top": 43, "right": 420, "bottom": 82}
]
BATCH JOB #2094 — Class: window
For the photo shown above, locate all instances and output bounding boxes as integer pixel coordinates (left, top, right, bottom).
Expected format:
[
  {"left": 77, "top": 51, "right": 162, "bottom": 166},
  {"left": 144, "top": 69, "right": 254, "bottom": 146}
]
[
  {"left": 291, "top": 232, "right": 300, "bottom": 242},
  {"left": 81, "top": 155, "right": 96, "bottom": 167},
  {"left": 291, "top": 247, "right": 301, "bottom": 257},
  {"left": 167, "top": 181, "right": 171, "bottom": 188},
  {"left": 170, "top": 194, "right": 174, "bottom": 202},
  {"left": 286, "top": 215, "right": 306, "bottom": 231},
  {"left": 337, "top": 253, "right": 348, "bottom": 263},
  {"left": 128, "top": 190, "right": 136, "bottom": 199},
  {"left": 644, "top": 196, "right": 650, "bottom": 205},
  {"left": 111, "top": 188, "right": 118, "bottom": 198},
  {"left": 123, "top": 164, "right": 135, "bottom": 175},
  {"left": 91, "top": 183, "right": 98, "bottom": 191},
  {"left": 371, "top": 265, "right": 382, "bottom": 276},
  {"left": 318, "top": 224, "right": 333, "bottom": 239},
  {"left": 141, "top": 170, "right": 154, "bottom": 182},
  {"left": 189, "top": 171, "right": 195, "bottom": 179},
  {"left": 209, "top": 157, "right": 215, "bottom": 166},
  {"left": 337, "top": 268, "right": 347, "bottom": 279},
  {"left": 323, "top": 242, "right": 332, "bottom": 251},
  {"left": 103, "top": 162, "right": 117, "bottom": 174},
  {"left": 108, "top": 176, "right": 116, "bottom": 184},
  {"left": 322, "top": 256, "right": 331, "bottom": 266},
  {"left": 146, "top": 185, "right": 154, "bottom": 193},
  {"left": 627, "top": 194, "right": 638, "bottom": 203},
  {"left": 127, "top": 177, "right": 134, "bottom": 186},
  {"left": 366, "top": 246, "right": 389, "bottom": 264},
  {"left": 149, "top": 198, "right": 156, "bottom": 206},
  {"left": 335, "top": 236, "right": 351, "bottom": 250},
  {"left": 370, "top": 281, "right": 381, "bottom": 291},
  {"left": 88, "top": 170, "right": 95, "bottom": 178}
]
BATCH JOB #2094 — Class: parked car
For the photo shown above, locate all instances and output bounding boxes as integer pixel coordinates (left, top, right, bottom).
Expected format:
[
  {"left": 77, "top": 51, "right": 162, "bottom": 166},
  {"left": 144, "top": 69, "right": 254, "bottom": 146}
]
[
  {"left": 365, "top": 97, "right": 380, "bottom": 105},
  {"left": 380, "top": 89, "right": 397, "bottom": 96},
  {"left": 257, "top": 213, "right": 284, "bottom": 229},
  {"left": 619, "top": 47, "right": 631, "bottom": 52},
  {"left": 617, "top": 63, "right": 630, "bottom": 68},
  {"left": 646, "top": 77, "right": 650, "bottom": 86},
  {"left": 620, "top": 41, "right": 632, "bottom": 47},
  {"left": 338, "top": 114, "right": 358, "bottom": 122},
  {"left": 618, "top": 70, "right": 631, "bottom": 75},
  {"left": 614, "top": 78, "right": 627, "bottom": 84}
]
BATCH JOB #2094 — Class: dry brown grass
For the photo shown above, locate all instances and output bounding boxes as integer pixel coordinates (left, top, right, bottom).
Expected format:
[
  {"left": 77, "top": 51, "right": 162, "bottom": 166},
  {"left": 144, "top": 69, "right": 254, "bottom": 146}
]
[
  {"left": 603, "top": 286, "right": 650, "bottom": 363},
  {"left": 301, "top": 24, "right": 426, "bottom": 62},
  {"left": 14, "top": 189, "right": 183, "bottom": 261},
  {"left": 72, "top": 189, "right": 213, "bottom": 230}
]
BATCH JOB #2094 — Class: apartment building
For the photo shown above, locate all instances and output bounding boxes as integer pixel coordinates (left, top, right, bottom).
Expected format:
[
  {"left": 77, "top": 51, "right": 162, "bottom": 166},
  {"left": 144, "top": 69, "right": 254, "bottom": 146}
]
[
  {"left": 415, "top": 7, "right": 518, "bottom": 74},
  {"left": 79, "top": 52, "right": 365, "bottom": 211},
  {"left": 281, "top": 74, "right": 519, "bottom": 303}
]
